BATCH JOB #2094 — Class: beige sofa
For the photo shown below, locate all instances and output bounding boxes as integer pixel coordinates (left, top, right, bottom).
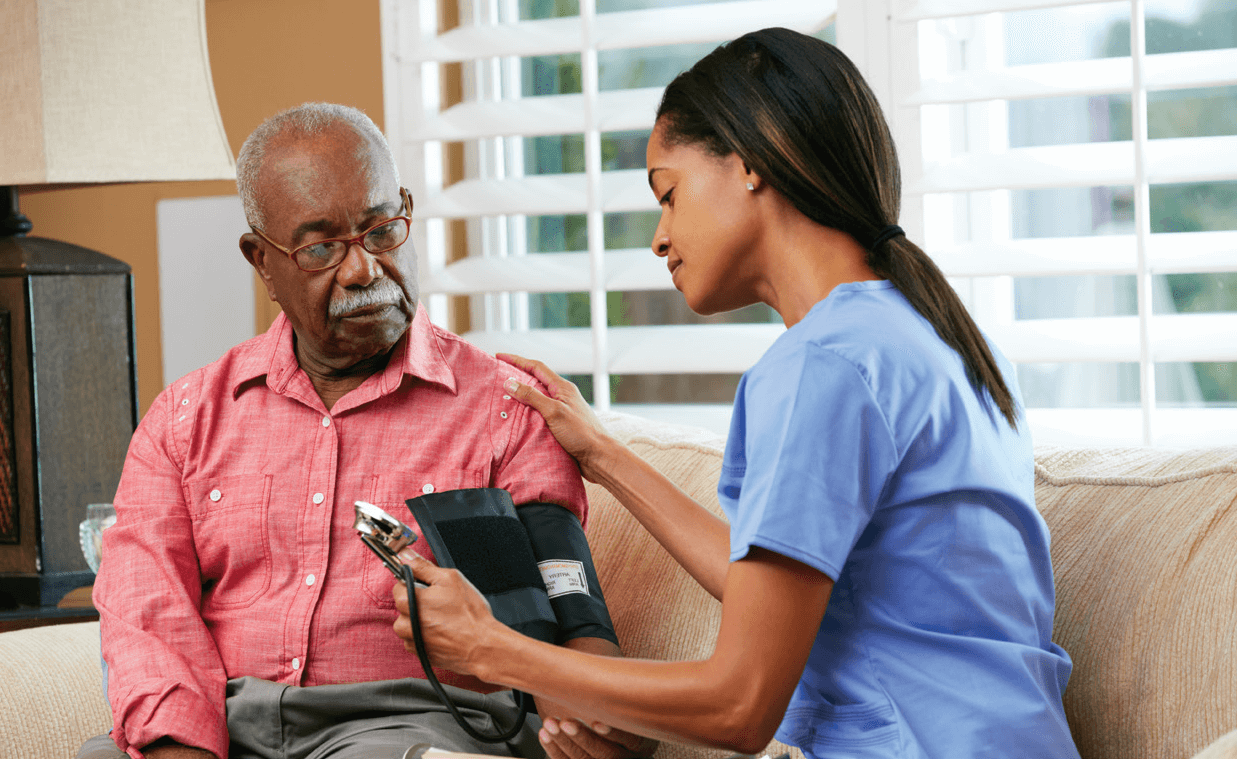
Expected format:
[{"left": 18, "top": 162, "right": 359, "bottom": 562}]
[{"left": 3, "top": 412, "right": 1236, "bottom": 759}]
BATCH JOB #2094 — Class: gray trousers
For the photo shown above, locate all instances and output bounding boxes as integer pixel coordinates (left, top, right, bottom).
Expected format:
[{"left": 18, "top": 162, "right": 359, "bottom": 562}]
[{"left": 78, "top": 677, "right": 546, "bottom": 759}]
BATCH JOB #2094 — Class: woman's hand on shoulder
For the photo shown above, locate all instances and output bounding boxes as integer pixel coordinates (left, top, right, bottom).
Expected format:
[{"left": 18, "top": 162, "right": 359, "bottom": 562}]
[{"left": 499, "top": 353, "right": 620, "bottom": 483}]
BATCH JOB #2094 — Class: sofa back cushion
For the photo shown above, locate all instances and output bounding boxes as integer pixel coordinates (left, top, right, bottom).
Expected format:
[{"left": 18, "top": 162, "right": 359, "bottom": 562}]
[{"left": 1035, "top": 446, "right": 1237, "bottom": 759}]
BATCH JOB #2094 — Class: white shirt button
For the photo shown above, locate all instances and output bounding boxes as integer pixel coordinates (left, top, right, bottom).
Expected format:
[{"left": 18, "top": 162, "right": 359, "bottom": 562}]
[
  {"left": 422, "top": 483, "right": 434, "bottom": 494},
  {"left": 209, "top": 489, "right": 221, "bottom": 502},
  {"left": 503, "top": 395, "right": 511, "bottom": 400},
  {"left": 500, "top": 411, "right": 508, "bottom": 419},
  {"left": 305, "top": 574, "right": 316, "bottom": 586},
  {"left": 312, "top": 492, "right": 325, "bottom": 505},
  {"left": 322, "top": 416, "right": 331, "bottom": 427},
  {"left": 292, "top": 657, "right": 301, "bottom": 670},
  {"left": 181, "top": 399, "right": 189, "bottom": 406}
]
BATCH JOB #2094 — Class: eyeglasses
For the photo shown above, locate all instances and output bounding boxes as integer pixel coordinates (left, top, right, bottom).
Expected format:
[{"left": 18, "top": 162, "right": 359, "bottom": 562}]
[{"left": 252, "top": 187, "right": 414, "bottom": 273}]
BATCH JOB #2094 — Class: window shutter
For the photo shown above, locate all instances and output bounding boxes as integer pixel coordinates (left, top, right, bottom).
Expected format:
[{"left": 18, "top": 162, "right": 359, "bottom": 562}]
[
  {"left": 862, "top": 0, "right": 1237, "bottom": 445},
  {"left": 382, "top": 0, "right": 835, "bottom": 434}
]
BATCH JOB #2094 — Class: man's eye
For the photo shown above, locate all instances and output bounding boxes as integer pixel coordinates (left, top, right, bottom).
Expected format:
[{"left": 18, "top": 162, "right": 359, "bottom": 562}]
[
  {"left": 302, "top": 242, "right": 343, "bottom": 262},
  {"left": 366, "top": 222, "right": 399, "bottom": 246}
]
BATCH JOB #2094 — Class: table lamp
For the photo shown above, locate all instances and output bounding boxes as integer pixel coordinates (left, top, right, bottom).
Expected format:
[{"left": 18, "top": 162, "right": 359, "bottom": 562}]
[{"left": 0, "top": 0, "right": 235, "bottom": 607}]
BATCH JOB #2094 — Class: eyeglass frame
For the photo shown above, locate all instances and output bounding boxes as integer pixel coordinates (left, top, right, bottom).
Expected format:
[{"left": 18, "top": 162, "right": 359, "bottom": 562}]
[{"left": 250, "top": 187, "right": 414, "bottom": 273}]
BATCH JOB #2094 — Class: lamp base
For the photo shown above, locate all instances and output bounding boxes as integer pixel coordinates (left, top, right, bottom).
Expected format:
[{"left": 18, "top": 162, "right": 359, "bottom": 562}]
[
  {"left": 0, "top": 233, "right": 137, "bottom": 609},
  {"left": 0, "top": 187, "right": 32, "bottom": 237},
  {"left": 0, "top": 570, "right": 96, "bottom": 608}
]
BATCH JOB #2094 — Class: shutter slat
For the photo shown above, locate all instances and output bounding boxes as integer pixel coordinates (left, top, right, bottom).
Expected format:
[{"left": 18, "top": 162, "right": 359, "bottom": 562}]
[
  {"left": 421, "top": 231, "right": 1237, "bottom": 294},
  {"left": 987, "top": 313, "right": 1237, "bottom": 363},
  {"left": 907, "top": 48, "right": 1237, "bottom": 105},
  {"left": 461, "top": 323, "right": 782, "bottom": 374},
  {"left": 898, "top": 0, "right": 1124, "bottom": 22},
  {"left": 415, "top": 169, "right": 651, "bottom": 219},
  {"left": 913, "top": 134, "right": 1237, "bottom": 193},
  {"left": 406, "top": 87, "right": 663, "bottom": 142},
  {"left": 1148, "top": 231, "right": 1237, "bottom": 274},
  {"left": 932, "top": 231, "right": 1237, "bottom": 277},
  {"left": 405, "top": 1, "right": 833, "bottom": 63},
  {"left": 594, "top": 0, "right": 833, "bottom": 50},
  {"left": 423, "top": 249, "right": 670, "bottom": 295}
]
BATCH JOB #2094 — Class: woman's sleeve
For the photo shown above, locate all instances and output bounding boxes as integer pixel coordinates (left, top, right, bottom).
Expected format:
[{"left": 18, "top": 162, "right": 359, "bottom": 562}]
[{"left": 725, "top": 346, "right": 900, "bottom": 580}]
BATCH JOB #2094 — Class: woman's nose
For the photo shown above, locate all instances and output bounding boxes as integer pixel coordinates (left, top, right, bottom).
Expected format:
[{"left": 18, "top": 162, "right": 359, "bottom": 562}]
[{"left": 651, "top": 231, "right": 670, "bottom": 258}]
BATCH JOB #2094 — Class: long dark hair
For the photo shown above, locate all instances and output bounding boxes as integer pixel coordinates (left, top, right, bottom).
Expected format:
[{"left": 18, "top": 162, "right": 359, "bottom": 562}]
[{"left": 656, "top": 27, "right": 1019, "bottom": 427}]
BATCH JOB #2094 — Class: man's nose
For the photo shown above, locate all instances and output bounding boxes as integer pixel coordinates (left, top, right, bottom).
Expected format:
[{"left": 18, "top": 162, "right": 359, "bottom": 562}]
[{"left": 337, "top": 240, "right": 383, "bottom": 286}]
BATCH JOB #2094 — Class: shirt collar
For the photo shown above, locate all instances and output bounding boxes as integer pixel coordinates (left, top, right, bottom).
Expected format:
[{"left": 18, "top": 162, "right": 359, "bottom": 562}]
[{"left": 231, "top": 304, "right": 457, "bottom": 399}]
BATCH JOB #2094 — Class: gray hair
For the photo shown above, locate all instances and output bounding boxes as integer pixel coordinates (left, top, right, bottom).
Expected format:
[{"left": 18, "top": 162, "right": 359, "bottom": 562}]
[{"left": 236, "top": 102, "right": 400, "bottom": 230}]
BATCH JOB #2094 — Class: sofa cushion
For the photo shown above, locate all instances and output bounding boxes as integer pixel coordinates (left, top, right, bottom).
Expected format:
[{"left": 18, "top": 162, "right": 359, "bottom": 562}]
[
  {"left": 0, "top": 620, "right": 111, "bottom": 756},
  {"left": 1035, "top": 446, "right": 1237, "bottom": 759}
]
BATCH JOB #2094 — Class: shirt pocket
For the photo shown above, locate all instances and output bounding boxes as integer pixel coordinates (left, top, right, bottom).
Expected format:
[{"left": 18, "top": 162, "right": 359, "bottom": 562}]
[
  {"left": 360, "top": 468, "right": 484, "bottom": 608},
  {"left": 187, "top": 474, "right": 273, "bottom": 611},
  {"left": 783, "top": 699, "right": 901, "bottom": 756}
]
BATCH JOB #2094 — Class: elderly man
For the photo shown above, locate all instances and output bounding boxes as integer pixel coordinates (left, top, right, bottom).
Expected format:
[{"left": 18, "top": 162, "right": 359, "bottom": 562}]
[{"left": 80, "top": 103, "right": 648, "bottom": 759}]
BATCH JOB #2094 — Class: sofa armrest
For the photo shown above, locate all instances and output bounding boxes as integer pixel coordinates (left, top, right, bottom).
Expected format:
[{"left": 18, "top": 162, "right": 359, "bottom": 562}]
[
  {"left": 1191, "top": 729, "right": 1237, "bottom": 759},
  {"left": 0, "top": 621, "right": 112, "bottom": 756}
]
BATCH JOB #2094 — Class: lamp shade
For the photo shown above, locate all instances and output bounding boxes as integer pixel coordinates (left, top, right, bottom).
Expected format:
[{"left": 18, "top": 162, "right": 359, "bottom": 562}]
[{"left": 0, "top": 0, "right": 235, "bottom": 185}]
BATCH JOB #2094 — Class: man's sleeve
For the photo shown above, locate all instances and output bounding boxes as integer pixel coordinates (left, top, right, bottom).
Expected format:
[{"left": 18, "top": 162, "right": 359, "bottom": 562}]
[
  {"left": 492, "top": 372, "right": 589, "bottom": 525},
  {"left": 93, "top": 387, "right": 230, "bottom": 759}
]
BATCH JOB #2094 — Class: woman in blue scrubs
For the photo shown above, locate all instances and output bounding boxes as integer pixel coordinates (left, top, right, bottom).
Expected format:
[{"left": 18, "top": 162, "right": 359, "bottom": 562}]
[{"left": 395, "top": 27, "right": 1079, "bottom": 759}]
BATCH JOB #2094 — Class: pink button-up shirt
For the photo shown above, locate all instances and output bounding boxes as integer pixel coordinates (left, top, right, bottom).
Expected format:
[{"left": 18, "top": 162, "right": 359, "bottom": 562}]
[{"left": 94, "top": 307, "right": 588, "bottom": 759}]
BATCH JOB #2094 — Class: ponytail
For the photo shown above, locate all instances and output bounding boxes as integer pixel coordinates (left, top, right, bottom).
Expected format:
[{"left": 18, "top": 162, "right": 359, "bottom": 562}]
[{"left": 869, "top": 236, "right": 1019, "bottom": 427}]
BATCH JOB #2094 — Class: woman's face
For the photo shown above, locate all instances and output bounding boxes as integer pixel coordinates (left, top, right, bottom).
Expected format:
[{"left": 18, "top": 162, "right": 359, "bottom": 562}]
[{"left": 645, "top": 120, "right": 764, "bottom": 315}]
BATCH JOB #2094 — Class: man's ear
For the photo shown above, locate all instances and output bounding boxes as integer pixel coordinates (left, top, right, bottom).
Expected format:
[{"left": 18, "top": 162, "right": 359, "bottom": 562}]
[{"left": 240, "top": 233, "right": 279, "bottom": 303}]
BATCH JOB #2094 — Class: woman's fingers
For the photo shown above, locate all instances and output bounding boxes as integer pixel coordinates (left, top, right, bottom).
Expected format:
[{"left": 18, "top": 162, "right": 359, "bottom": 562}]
[
  {"left": 503, "top": 375, "right": 554, "bottom": 417},
  {"left": 497, "top": 352, "right": 616, "bottom": 483},
  {"left": 390, "top": 552, "right": 500, "bottom": 672},
  {"left": 396, "top": 550, "right": 445, "bottom": 587},
  {"left": 498, "top": 352, "right": 559, "bottom": 389}
]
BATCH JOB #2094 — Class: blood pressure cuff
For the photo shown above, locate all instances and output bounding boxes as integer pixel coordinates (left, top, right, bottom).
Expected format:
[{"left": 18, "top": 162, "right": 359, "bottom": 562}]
[
  {"left": 405, "top": 488, "right": 618, "bottom": 647},
  {"left": 517, "top": 501, "right": 618, "bottom": 646}
]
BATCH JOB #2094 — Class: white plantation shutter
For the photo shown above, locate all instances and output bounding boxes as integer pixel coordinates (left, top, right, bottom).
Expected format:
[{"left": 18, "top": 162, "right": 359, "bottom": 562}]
[
  {"left": 851, "top": 0, "right": 1237, "bottom": 446},
  {"left": 383, "top": 0, "right": 1237, "bottom": 444},
  {"left": 381, "top": 0, "right": 834, "bottom": 434}
]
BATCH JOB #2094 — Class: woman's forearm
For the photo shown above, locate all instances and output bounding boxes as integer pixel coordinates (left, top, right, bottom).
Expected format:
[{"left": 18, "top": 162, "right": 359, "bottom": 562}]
[
  {"left": 483, "top": 630, "right": 772, "bottom": 752},
  {"left": 473, "top": 551, "right": 832, "bottom": 753},
  {"left": 590, "top": 436, "right": 732, "bottom": 599}
]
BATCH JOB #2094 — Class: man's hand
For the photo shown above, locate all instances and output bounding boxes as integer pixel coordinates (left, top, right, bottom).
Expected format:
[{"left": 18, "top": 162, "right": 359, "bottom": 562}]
[
  {"left": 539, "top": 717, "right": 658, "bottom": 759},
  {"left": 143, "top": 741, "right": 217, "bottom": 759},
  {"left": 535, "top": 638, "right": 658, "bottom": 759}
]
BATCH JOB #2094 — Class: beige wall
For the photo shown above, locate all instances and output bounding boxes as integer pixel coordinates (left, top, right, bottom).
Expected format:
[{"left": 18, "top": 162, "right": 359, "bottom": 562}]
[{"left": 19, "top": 0, "right": 385, "bottom": 416}]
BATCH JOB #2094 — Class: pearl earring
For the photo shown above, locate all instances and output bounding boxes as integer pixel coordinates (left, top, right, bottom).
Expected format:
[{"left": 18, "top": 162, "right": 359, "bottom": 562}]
[{"left": 746, "top": 182, "right": 755, "bottom": 191}]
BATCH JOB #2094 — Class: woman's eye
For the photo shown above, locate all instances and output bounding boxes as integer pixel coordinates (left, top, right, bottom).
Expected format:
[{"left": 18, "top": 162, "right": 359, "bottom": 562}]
[{"left": 659, "top": 188, "right": 673, "bottom": 206}]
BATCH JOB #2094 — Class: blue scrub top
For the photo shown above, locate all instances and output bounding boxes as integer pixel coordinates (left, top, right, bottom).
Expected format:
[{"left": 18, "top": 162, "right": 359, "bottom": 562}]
[{"left": 720, "top": 281, "right": 1078, "bottom": 759}]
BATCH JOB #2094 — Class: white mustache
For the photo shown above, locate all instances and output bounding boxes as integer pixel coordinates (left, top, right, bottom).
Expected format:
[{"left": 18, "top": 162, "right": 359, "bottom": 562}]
[{"left": 329, "top": 278, "right": 403, "bottom": 318}]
